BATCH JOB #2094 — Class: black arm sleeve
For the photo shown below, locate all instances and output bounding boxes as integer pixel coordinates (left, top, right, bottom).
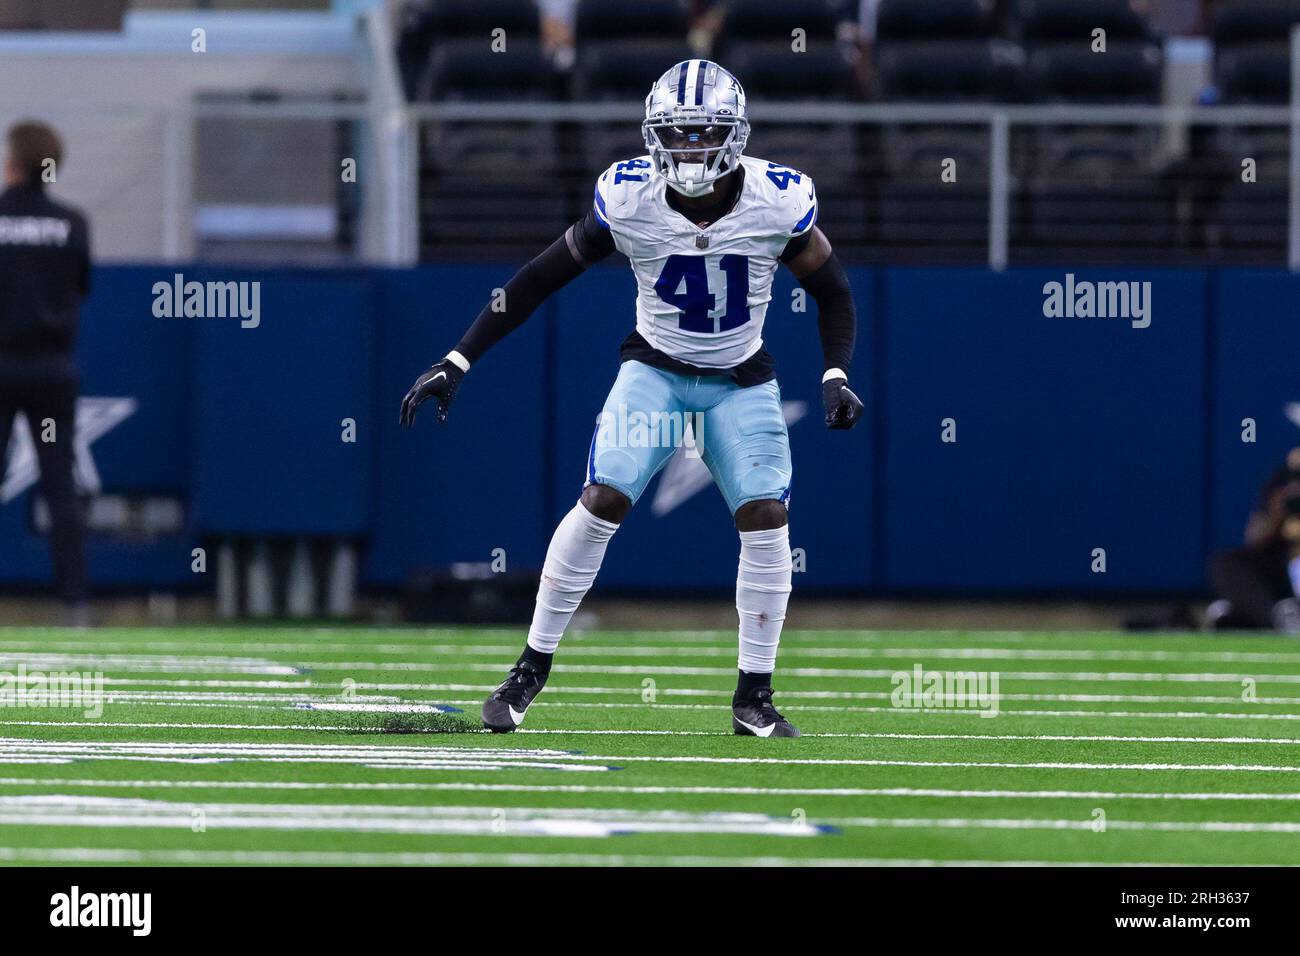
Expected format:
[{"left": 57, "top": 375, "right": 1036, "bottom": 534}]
[
  {"left": 798, "top": 251, "right": 856, "bottom": 374},
  {"left": 779, "top": 228, "right": 813, "bottom": 264},
  {"left": 453, "top": 209, "right": 616, "bottom": 365}
]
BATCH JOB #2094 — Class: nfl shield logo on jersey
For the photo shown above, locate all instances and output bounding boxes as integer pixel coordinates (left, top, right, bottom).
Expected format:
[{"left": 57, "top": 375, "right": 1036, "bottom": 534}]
[{"left": 695, "top": 233, "right": 709, "bottom": 249}]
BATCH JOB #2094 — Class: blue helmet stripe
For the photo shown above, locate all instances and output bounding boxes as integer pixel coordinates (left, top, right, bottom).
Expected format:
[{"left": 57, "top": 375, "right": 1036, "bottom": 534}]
[
  {"left": 695, "top": 61, "right": 706, "bottom": 105},
  {"left": 676, "top": 60, "right": 689, "bottom": 105}
]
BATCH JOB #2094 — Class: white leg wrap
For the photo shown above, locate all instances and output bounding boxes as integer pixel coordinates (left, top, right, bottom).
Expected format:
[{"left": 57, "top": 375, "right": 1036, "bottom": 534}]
[
  {"left": 526, "top": 501, "right": 619, "bottom": 653},
  {"left": 735, "top": 525, "right": 793, "bottom": 673}
]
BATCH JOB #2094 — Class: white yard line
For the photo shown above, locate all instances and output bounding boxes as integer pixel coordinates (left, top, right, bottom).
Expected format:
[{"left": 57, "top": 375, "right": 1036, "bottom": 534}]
[
  {"left": 306, "top": 662, "right": 1300, "bottom": 683},
  {"left": 820, "top": 816, "right": 1300, "bottom": 833},
  {"left": 503, "top": 702, "right": 1300, "bottom": 722},
  {"left": 0, "top": 847, "right": 1195, "bottom": 866},
  {"left": 804, "top": 732, "right": 1300, "bottom": 745},
  {"left": 0, "top": 720, "right": 424, "bottom": 732},
  {"left": 576, "top": 756, "right": 1300, "bottom": 772},
  {"left": 512, "top": 729, "right": 1300, "bottom": 745},
  {"left": 438, "top": 699, "right": 1300, "bottom": 720},
  {"left": 97, "top": 679, "right": 314, "bottom": 689},
  {"left": 19, "top": 689, "right": 1300, "bottom": 724},
  {"left": 3, "top": 776, "right": 1300, "bottom": 801},
  {"left": 4, "top": 794, "right": 1295, "bottom": 837},
  {"left": 0, "top": 737, "right": 1296, "bottom": 773},
  {"left": 9, "top": 640, "right": 1300, "bottom": 663},
  {"left": 467, "top": 687, "right": 1300, "bottom": 705},
  {"left": 0, "top": 738, "right": 614, "bottom": 773},
  {"left": 0, "top": 653, "right": 298, "bottom": 675},
  {"left": 0, "top": 795, "right": 828, "bottom": 838},
  {"left": 84, "top": 680, "right": 1300, "bottom": 706}
]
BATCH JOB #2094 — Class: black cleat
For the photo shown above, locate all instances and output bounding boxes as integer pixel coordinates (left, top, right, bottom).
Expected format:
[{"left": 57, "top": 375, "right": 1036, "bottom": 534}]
[
  {"left": 482, "top": 660, "right": 548, "bottom": 732},
  {"left": 732, "top": 686, "right": 800, "bottom": 737}
]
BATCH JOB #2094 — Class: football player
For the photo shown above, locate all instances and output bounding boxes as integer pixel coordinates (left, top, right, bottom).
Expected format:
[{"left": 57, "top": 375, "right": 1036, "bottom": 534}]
[{"left": 401, "top": 60, "right": 860, "bottom": 737}]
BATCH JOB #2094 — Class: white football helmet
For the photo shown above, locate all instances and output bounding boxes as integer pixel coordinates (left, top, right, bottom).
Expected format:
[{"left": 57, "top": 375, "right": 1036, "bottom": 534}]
[{"left": 643, "top": 59, "right": 750, "bottom": 198}]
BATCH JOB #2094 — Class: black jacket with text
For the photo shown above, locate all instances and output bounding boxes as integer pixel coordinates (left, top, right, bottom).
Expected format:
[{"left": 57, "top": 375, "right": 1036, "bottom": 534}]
[{"left": 0, "top": 182, "right": 91, "bottom": 359}]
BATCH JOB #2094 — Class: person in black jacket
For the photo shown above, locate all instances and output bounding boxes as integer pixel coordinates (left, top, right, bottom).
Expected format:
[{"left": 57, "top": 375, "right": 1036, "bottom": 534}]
[
  {"left": 0, "top": 120, "right": 92, "bottom": 625},
  {"left": 1207, "top": 447, "right": 1300, "bottom": 634}
]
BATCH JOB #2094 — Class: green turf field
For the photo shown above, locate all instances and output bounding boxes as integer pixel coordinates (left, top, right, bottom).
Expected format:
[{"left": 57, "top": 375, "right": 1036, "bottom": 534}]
[{"left": 0, "top": 625, "right": 1298, "bottom": 866}]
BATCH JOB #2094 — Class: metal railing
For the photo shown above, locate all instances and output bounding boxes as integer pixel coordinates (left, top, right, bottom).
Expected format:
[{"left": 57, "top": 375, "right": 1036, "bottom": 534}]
[
  {"left": 405, "top": 98, "right": 1295, "bottom": 267},
  {"left": 10, "top": 18, "right": 1300, "bottom": 269}
]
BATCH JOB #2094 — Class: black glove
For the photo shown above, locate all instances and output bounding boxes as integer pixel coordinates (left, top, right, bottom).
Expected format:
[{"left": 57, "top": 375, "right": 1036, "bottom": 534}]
[
  {"left": 400, "top": 359, "right": 465, "bottom": 426},
  {"left": 822, "top": 375, "right": 863, "bottom": 430}
]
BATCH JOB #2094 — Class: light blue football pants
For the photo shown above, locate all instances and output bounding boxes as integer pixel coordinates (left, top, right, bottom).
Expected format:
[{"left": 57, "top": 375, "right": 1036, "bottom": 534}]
[{"left": 584, "top": 359, "right": 792, "bottom": 514}]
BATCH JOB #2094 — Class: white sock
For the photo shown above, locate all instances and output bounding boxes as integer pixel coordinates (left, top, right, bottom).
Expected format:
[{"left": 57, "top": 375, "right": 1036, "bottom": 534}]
[
  {"left": 735, "top": 525, "right": 793, "bottom": 673},
  {"left": 526, "top": 501, "right": 619, "bottom": 654}
]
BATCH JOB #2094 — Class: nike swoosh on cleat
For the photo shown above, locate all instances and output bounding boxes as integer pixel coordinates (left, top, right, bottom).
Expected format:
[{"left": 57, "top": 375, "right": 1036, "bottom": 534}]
[
  {"left": 509, "top": 706, "right": 528, "bottom": 725},
  {"left": 735, "top": 717, "right": 775, "bottom": 737}
]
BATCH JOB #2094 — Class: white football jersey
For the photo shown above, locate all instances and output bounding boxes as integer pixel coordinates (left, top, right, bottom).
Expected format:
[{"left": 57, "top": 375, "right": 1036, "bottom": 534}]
[{"left": 593, "top": 154, "right": 818, "bottom": 370}]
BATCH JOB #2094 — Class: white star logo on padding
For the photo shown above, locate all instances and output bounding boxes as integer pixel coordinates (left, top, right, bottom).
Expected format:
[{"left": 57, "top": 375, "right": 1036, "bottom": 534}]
[
  {"left": 650, "top": 400, "right": 807, "bottom": 517},
  {"left": 1, "top": 397, "right": 138, "bottom": 504}
]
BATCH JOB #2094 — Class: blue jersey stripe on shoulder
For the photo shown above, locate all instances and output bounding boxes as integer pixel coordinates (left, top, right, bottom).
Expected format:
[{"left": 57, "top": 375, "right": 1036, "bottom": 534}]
[
  {"left": 593, "top": 183, "right": 611, "bottom": 227},
  {"left": 792, "top": 202, "right": 818, "bottom": 235}
]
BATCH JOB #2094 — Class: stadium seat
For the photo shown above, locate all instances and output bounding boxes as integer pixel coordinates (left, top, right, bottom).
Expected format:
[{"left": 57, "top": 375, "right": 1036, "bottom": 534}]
[
  {"left": 746, "top": 123, "right": 858, "bottom": 196},
  {"left": 420, "top": 171, "right": 569, "bottom": 255},
  {"left": 1213, "top": 0, "right": 1300, "bottom": 47},
  {"left": 1019, "top": 127, "right": 1175, "bottom": 257},
  {"left": 875, "top": 0, "right": 999, "bottom": 40},
  {"left": 572, "top": 40, "right": 693, "bottom": 100},
  {"left": 876, "top": 39, "right": 1023, "bottom": 102},
  {"left": 1017, "top": 28, "right": 1168, "bottom": 260},
  {"left": 418, "top": 38, "right": 551, "bottom": 100},
  {"left": 870, "top": 4, "right": 1018, "bottom": 259},
  {"left": 1017, "top": 0, "right": 1152, "bottom": 42},
  {"left": 575, "top": 0, "right": 689, "bottom": 41},
  {"left": 423, "top": 120, "right": 559, "bottom": 175},
  {"left": 420, "top": 117, "right": 567, "bottom": 257},
  {"left": 1204, "top": 126, "right": 1289, "bottom": 259},
  {"left": 875, "top": 126, "right": 991, "bottom": 257},
  {"left": 723, "top": 41, "right": 856, "bottom": 100},
  {"left": 1021, "top": 180, "right": 1177, "bottom": 252},
  {"left": 1216, "top": 41, "right": 1292, "bottom": 104},
  {"left": 417, "top": 33, "right": 565, "bottom": 256},
  {"left": 718, "top": 0, "right": 844, "bottom": 40},
  {"left": 1024, "top": 41, "right": 1163, "bottom": 103},
  {"left": 423, "top": 0, "right": 539, "bottom": 39},
  {"left": 1212, "top": 177, "right": 1288, "bottom": 256},
  {"left": 400, "top": 0, "right": 543, "bottom": 100},
  {"left": 1203, "top": 3, "right": 1296, "bottom": 257},
  {"left": 579, "top": 122, "right": 649, "bottom": 183}
]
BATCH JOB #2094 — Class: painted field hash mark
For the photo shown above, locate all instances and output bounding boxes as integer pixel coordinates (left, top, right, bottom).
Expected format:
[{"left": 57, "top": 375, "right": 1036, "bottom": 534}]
[{"left": 0, "top": 738, "right": 618, "bottom": 772}]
